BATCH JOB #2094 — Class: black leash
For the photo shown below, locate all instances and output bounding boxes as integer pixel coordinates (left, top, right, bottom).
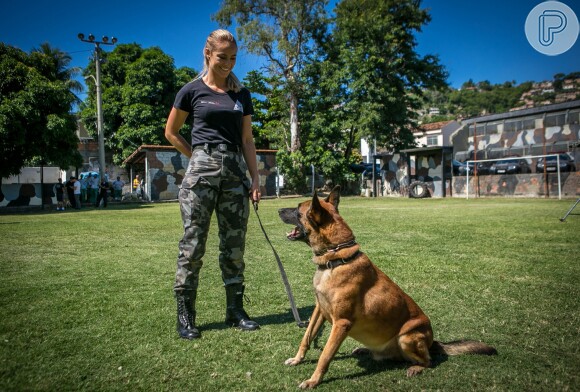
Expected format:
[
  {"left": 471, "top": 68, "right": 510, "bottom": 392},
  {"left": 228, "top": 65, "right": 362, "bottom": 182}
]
[{"left": 253, "top": 202, "right": 308, "bottom": 328}]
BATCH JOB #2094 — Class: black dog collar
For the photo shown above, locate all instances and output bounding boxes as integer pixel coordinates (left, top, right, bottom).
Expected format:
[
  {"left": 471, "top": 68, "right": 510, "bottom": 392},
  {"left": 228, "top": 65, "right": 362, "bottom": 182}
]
[
  {"left": 319, "top": 250, "right": 361, "bottom": 270},
  {"left": 315, "top": 239, "right": 357, "bottom": 257}
]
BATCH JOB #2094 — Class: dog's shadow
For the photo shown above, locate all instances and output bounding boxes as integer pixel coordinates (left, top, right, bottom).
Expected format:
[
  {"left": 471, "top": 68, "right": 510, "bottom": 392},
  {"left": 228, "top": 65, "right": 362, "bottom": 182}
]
[
  {"left": 270, "top": 320, "right": 449, "bottom": 386},
  {"left": 318, "top": 348, "right": 450, "bottom": 385}
]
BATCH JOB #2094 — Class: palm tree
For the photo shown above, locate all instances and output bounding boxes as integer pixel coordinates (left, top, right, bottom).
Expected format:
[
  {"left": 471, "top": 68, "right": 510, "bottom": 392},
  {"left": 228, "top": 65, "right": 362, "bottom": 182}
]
[{"left": 32, "top": 42, "right": 83, "bottom": 103}]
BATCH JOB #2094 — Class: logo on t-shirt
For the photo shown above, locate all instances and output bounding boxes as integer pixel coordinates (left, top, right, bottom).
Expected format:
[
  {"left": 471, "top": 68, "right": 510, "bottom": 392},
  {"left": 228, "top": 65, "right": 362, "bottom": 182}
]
[{"left": 233, "top": 100, "right": 243, "bottom": 112}]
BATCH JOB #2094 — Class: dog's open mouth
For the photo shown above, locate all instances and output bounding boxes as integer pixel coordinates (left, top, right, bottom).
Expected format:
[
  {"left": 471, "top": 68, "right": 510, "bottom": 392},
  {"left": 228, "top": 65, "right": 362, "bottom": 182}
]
[{"left": 286, "top": 226, "right": 306, "bottom": 241}]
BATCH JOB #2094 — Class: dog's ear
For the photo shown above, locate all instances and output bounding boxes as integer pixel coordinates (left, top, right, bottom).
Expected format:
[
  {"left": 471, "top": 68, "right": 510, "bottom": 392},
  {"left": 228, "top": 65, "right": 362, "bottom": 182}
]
[
  {"left": 307, "top": 191, "right": 331, "bottom": 230},
  {"left": 325, "top": 186, "right": 341, "bottom": 211}
]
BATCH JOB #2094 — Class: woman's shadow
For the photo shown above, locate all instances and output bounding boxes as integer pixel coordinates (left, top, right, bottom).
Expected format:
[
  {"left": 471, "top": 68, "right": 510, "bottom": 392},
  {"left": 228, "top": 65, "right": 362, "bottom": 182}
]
[{"left": 199, "top": 305, "right": 315, "bottom": 331}]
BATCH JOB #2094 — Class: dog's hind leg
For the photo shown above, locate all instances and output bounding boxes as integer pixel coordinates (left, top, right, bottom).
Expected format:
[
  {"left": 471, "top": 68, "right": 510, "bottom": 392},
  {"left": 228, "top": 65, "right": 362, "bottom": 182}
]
[
  {"left": 398, "top": 332, "right": 432, "bottom": 377},
  {"left": 285, "top": 303, "right": 325, "bottom": 366}
]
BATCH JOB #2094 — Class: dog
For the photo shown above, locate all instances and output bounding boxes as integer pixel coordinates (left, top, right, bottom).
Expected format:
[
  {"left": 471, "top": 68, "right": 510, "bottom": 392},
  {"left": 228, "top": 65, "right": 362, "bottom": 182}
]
[{"left": 278, "top": 186, "right": 496, "bottom": 389}]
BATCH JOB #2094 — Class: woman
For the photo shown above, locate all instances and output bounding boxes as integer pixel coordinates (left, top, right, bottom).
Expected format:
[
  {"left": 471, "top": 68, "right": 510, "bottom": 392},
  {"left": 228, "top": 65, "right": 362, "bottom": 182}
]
[{"left": 165, "top": 29, "right": 261, "bottom": 340}]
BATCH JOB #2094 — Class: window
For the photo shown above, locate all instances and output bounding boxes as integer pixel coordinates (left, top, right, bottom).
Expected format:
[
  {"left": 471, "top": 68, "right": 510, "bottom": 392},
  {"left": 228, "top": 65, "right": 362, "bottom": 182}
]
[
  {"left": 426, "top": 135, "right": 439, "bottom": 146},
  {"left": 545, "top": 113, "right": 566, "bottom": 127}
]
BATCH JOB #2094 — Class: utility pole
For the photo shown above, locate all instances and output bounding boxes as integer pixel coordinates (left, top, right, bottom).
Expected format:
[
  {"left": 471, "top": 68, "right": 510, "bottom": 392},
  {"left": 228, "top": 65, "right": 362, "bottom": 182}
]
[{"left": 77, "top": 33, "right": 117, "bottom": 182}]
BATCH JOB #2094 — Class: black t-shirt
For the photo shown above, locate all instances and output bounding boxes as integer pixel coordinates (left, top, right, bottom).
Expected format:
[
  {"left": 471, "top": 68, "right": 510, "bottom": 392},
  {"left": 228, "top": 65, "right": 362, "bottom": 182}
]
[
  {"left": 55, "top": 183, "right": 64, "bottom": 196},
  {"left": 173, "top": 79, "right": 254, "bottom": 146}
]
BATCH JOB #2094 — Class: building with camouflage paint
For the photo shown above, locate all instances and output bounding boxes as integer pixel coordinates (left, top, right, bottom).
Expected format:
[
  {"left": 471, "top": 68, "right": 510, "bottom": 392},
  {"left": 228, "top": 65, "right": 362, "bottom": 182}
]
[
  {"left": 370, "top": 100, "right": 579, "bottom": 198},
  {"left": 0, "top": 145, "right": 278, "bottom": 208},
  {"left": 122, "top": 146, "right": 278, "bottom": 202},
  {"left": 450, "top": 100, "right": 579, "bottom": 198}
]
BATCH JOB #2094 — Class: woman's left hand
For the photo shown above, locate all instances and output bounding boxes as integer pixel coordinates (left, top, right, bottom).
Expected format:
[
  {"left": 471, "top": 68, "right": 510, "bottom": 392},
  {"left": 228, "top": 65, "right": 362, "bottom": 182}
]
[{"left": 250, "top": 183, "right": 261, "bottom": 204}]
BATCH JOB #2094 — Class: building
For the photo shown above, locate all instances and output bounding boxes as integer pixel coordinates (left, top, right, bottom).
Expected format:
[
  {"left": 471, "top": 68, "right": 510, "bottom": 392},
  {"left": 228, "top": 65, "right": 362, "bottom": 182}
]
[
  {"left": 364, "top": 101, "right": 579, "bottom": 198},
  {"left": 413, "top": 120, "right": 461, "bottom": 147},
  {"left": 122, "top": 145, "right": 279, "bottom": 201}
]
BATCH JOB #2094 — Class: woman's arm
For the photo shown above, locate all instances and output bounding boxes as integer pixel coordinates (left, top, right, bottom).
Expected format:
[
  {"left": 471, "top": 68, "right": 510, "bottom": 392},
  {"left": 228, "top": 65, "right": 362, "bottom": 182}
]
[
  {"left": 165, "top": 107, "right": 192, "bottom": 159},
  {"left": 240, "top": 115, "right": 261, "bottom": 203}
]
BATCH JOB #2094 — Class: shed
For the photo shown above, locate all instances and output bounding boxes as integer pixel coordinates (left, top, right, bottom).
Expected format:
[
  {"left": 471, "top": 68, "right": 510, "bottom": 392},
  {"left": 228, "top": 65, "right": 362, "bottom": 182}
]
[{"left": 123, "top": 145, "right": 279, "bottom": 201}]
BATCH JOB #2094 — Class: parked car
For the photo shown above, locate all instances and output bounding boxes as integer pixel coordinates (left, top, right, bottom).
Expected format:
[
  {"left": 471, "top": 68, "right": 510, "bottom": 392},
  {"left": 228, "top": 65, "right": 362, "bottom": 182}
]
[
  {"left": 535, "top": 154, "right": 576, "bottom": 173},
  {"left": 453, "top": 160, "right": 491, "bottom": 176},
  {"left": 488, "top": 157, "right": 531, "bottom": 175},
  {"left": 452, "top": 160, "right": 467, "bottom": 176},
  {"left": 350, "top": 162, "right": 381, "bottom": 179}
]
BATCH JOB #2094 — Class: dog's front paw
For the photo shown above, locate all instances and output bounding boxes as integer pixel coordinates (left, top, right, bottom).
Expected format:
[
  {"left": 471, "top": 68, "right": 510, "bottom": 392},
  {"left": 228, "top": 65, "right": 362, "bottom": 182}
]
[
  {"left": 298, "top": 379, "right": 320, "bottom": 389},
  {"left": 284, "top": 357, "right": 302, "bottom": 366},
  {"left": 406, "top": 365, "right": 426, "bottom": 377}
]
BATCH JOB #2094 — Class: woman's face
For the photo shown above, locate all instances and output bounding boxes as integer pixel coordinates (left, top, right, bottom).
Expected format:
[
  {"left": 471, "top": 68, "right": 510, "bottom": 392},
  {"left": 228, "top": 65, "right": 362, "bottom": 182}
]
[{"left": 206, "top": 40, "right": 237, "bottom": 79}]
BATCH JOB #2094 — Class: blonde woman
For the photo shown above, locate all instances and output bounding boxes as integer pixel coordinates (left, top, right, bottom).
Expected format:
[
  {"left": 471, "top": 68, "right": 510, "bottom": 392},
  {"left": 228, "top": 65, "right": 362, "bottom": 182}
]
[{"left": 165, "top": 29, "right": 261, "bottom": 339}]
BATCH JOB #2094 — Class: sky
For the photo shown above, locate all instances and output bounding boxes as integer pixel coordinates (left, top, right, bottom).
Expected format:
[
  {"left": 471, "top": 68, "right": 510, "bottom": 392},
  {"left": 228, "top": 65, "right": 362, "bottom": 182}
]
[{"left": 0, "top": 0, "right": 579, "bottom": 99}]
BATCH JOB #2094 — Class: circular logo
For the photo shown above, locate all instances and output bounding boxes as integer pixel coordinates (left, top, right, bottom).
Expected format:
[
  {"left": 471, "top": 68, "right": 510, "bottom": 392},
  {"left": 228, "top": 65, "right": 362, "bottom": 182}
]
[{"left": 525, "top": 1, "right": 579, "bottom": 56}]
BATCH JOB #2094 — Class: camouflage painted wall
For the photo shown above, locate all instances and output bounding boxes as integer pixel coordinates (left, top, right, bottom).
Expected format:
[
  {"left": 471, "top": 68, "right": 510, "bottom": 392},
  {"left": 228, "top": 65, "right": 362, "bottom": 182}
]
[
  {"left": 452, "top": 172, "right": 579, "bottom": 198},
  {"left": 1, "top": 151, "right": 278, "bottom": 207},
  {"left": 452, "top": 107, "right": 580, "bottom": 164},
  {"left": 378, "top": 152, "right": 452, "bottom": 197},
  {"left": 147, "top": 150, "right": 278, "bottom": 201}
]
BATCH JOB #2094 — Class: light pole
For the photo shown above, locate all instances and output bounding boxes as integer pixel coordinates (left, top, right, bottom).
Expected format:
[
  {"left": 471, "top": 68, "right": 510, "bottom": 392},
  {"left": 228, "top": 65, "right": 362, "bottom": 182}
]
[{"left": 78, "top": 33, "right": 117, "bottom": 182}]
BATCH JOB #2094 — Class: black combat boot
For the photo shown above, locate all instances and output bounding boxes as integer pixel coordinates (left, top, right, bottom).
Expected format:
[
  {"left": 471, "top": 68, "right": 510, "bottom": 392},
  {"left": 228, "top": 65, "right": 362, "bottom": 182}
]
[
  {"left": 176, "top": 293, "right": 200, "bottom": 339},
  {"left": 224, "top": 284, "right": 260, "bottom": 331}
]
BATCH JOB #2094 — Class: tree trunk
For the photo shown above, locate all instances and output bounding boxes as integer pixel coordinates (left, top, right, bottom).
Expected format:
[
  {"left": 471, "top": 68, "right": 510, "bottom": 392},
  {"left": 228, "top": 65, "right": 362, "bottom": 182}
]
[{"left": 289, "top": 92, "right": 300, "bottom": 152}]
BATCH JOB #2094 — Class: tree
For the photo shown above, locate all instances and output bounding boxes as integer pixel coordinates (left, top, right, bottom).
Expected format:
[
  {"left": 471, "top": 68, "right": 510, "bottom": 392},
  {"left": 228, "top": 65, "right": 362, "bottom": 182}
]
[
  {"left": 330, "top": 0, "right": 447, "bottom": 148},
  {"left": 242, "top": 70, "right": 289, "bottom": 150},
  {"left": 299, "top": 0, "right": 447, "bottom": 186},
  {"left": 213, "top": 0, "right": 329, "bottom": 190},
  {"left": 80, "top": 44, "right": 197, "bottom": 164},
  {"left": 0, "top": 43, "right": 82, "bottom": 180},
  {"left": 32, "top": 42, "right": 83, "bottom": 100}
]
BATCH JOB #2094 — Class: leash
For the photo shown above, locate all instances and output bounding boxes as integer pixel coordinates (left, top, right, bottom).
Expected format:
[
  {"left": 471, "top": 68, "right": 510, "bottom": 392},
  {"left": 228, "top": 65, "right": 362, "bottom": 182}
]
[{"left": 252, "top": 202, "right": 308, "bottom": 328}]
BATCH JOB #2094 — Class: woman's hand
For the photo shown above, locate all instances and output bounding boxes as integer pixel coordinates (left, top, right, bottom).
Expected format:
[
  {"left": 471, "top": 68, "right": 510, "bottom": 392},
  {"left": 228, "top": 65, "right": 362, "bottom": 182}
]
[{"left": 250, "top": 181, "right": 261, "bottom": 204}]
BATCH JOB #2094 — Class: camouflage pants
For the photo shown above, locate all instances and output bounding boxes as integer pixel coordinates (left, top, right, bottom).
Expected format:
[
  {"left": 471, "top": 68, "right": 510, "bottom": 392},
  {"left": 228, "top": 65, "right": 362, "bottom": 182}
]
[{"left": 174, "top": 146, "right": 251, "bottom": 295}]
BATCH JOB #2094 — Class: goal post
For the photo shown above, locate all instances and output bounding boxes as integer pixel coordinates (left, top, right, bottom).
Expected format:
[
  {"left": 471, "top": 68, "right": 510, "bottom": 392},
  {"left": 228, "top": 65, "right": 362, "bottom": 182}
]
[{"left": 465, "top": 154, "right": 565, "bottom": 200}]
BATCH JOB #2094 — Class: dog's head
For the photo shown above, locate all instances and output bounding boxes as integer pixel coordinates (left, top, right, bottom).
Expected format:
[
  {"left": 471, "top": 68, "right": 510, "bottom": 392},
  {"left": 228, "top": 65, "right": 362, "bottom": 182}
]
[{"left": 278, "top": 186, "right": 354, "bottom": 255}]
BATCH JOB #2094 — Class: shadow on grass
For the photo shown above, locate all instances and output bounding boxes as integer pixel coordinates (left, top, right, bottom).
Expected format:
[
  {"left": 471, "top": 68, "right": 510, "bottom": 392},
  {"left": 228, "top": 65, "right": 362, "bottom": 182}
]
[
  {"left": 309, "top": 350, "right": 450, "bottom": 387},
  {"left": 0, "top": 202, "right": 155, "bottom": 215},
  {"left": 199, "top": 305, "right": 316, "bottom": 331}
]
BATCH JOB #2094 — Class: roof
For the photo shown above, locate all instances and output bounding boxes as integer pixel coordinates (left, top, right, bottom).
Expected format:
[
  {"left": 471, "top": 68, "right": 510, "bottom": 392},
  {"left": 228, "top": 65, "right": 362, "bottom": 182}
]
[
  {"left": 123, "top": 145, "right": 177, "bottom": 165},
  {"left": 401, "top": 146, "right": 454, "bottom": 154},
  {"left": 418, "top": 120, "right": 455, "bottom": 132},
  {"left": 462, "top": 99, "right": 580, "bottom": 125}
]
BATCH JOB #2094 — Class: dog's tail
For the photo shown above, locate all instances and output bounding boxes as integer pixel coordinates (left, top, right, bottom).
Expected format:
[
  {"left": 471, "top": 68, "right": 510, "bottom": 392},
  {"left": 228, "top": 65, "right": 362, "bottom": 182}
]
[{"left": 430, "top": 340, "right": 497, "bottom": 356}]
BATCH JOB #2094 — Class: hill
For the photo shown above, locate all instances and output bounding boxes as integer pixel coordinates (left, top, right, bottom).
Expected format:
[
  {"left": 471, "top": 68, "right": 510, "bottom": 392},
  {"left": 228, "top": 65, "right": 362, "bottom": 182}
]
[{"left": 420, "top": 71, "right": 580, "bottom": 124}]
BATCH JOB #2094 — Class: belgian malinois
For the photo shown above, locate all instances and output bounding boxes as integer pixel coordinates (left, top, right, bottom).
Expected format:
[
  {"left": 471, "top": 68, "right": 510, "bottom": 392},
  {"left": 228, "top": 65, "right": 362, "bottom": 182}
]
[{"left": 278, "top": 186, "right": 496, "bottom": 389}]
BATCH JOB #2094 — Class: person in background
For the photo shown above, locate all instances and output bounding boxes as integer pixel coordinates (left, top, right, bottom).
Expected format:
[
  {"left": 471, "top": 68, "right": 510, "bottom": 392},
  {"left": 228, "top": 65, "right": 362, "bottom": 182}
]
[
  {"left": 112, "top": 176, "right": 125, "bottom": 201},
  {"left": 133, "top": 174, "right": 142, "bottom": 198},
  {"left": 65, "top": 176, "right": 76, "bottom": 209},
  {"left": 54, "top": 178, "right": 65, "bottom": 211},
  {"left": 95, "top": 178, "right": 111, "bottom": 208},
  {"left": 80, "top": 175, "right": 88, "bottom": 203},
  {"left": 164, "top": 29, "right": 261, "bottom": 340},
  {"left": 72, "top": 177, "right": 81, "bottom": 210},
  {"left": 88, "top": 174, "right": 98, "bottom": 204}
]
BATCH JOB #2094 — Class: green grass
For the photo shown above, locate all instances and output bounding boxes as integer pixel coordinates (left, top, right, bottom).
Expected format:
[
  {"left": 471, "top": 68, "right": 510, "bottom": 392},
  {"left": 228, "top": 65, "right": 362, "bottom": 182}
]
[{"left": 0, "top": 197, "right": 579, "bottom": 391}]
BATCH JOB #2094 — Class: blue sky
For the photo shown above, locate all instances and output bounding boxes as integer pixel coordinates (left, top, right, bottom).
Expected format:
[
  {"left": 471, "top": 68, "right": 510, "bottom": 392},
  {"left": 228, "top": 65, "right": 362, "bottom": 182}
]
[{"left": 1, "top": 0, "right": 578, "bottom": 98}]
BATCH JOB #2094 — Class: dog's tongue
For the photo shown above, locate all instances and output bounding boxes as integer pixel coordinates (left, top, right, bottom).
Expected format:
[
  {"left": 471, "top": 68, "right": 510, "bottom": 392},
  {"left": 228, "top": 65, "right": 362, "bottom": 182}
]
[{"left": 287, "top": 227, "right": 300, "bottom": 240}]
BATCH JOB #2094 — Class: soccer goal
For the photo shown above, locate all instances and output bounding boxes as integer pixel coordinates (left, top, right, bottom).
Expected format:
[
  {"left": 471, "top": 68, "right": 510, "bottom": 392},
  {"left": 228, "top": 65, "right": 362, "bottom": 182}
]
[{"left": 465, "top": 153, "right": 569, "bottom": 200}]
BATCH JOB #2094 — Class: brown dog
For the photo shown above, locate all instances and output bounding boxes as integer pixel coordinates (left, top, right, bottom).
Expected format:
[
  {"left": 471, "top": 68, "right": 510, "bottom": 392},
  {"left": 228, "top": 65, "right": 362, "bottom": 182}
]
[{"left": 278, "top": 186, "right": 496, "bottom": 389}]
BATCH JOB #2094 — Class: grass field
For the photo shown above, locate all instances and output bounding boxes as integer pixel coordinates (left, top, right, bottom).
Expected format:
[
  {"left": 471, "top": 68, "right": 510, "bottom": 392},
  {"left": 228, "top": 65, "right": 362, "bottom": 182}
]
[{"left": 0, "top": 196, "right": 579, "bottom": 391}]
